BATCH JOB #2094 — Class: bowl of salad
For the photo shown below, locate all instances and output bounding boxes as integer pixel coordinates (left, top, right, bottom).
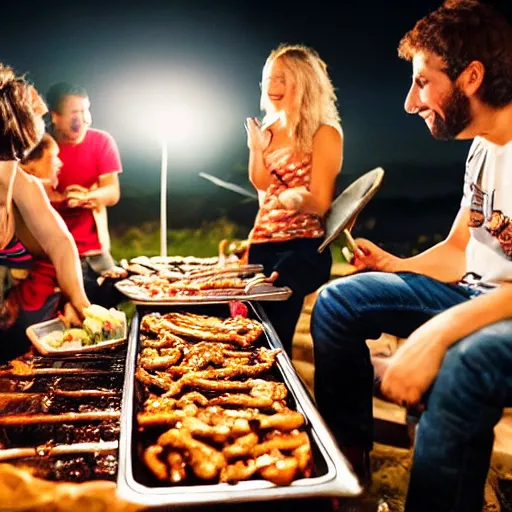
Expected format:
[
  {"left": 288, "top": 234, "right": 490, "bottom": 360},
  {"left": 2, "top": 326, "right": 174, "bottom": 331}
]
[{"left": 26, "top": 305, "right": 128, "bottom": 355}]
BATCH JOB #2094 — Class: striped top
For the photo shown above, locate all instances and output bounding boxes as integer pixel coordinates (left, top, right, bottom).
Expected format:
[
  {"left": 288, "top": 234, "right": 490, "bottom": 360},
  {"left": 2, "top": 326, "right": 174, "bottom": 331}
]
[
  {"left": 0, "top": 166, "right": 33, "bottom": 269},
  {"left": 0, "top": 236, "right": 33, "bottom": 268},
  {"left": 249, "top": 147, "right": 324, "bottom": 244}
]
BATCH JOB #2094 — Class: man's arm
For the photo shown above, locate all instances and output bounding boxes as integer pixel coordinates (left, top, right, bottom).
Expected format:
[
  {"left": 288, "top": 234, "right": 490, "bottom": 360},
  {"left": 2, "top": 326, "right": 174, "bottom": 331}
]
[
  {"left": 394, "top": 207, "right": 470, "bottom": 281},
  {"left": 379, "top": 281, "right": 512, "bottom": 406},
  {"left": 353, "top": 207, "right": 470, "bottom": 283},
  {"left": 67, "top": 172, "right": 120, "bottom": 209},
  {"left": 87, "top": 172, "right": 120, "bottom": 207}
]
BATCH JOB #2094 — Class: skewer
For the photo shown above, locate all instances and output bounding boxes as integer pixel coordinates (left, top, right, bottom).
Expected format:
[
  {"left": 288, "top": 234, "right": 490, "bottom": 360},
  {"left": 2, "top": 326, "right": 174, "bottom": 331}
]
[
  {"left": 0, "top": 441, "right": 118, "bottom": 462},
  {"left": 0, "top": 410, "right": 121, "bottom": 425},
  {"left": 53, "top": 389, "right": 119, "bottom": 398},
  {"left": 0, "top": 389, "right": 118, "bottom": 401},
  {"left": 0, "top": 368, "right": 121, "bottom": 378}
]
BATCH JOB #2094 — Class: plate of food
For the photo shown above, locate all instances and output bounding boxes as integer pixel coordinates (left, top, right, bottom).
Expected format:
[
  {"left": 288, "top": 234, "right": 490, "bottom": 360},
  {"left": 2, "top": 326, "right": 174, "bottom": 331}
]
[{"left": 26, "top": 305, "right": 127, "bottom": 356}]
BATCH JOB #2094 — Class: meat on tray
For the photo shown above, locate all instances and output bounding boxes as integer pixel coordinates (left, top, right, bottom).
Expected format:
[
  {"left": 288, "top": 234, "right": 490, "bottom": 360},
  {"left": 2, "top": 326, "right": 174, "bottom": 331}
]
[
  {"left": 135, "top": 311, "right": 313, "bottom": 487},
  {"left": 120, "top": 269, "right": 277, "bottom": 300},
  {"left": 140, "top": 311, "right": 265, "bottom": 346},
  {"left": 97, "top": 249, "right": 244, "bottom": 288}
]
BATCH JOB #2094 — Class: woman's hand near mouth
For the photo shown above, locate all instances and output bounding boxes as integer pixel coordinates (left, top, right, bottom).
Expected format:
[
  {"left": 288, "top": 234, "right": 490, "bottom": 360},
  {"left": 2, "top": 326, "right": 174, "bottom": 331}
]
[{"left": 245, "top": 117, "right": 271, "bottom": 152}]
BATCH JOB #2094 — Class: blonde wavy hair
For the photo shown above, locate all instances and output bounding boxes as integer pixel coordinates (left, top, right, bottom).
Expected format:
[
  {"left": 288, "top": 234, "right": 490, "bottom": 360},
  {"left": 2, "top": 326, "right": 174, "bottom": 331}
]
[{"left": 260, "top": 44, "right": 341, "bottom": 152}]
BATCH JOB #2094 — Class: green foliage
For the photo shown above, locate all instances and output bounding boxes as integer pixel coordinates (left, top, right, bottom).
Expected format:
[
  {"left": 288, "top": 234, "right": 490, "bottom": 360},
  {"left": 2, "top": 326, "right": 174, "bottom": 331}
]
[
  {"left": 109, "top": 217, "right": 440, "bottom": 266},
  {"left": 110, "top": 218, "right": 250, "bottom": 261}
]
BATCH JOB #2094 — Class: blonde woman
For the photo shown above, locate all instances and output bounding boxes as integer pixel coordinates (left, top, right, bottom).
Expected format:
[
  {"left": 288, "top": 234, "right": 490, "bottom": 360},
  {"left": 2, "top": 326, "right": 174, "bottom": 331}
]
[{"left": 246, "top": 44, "right": 343, "bottom": 356}]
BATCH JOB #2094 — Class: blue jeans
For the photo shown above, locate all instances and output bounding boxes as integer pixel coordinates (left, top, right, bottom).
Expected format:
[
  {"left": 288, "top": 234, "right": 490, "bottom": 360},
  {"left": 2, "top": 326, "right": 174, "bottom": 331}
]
[
  {"left": 311, "top": 271, "right": 512, "bottom": 512},
  {"left": 248, "top": 238, "right": 332, "bottom": 356}
]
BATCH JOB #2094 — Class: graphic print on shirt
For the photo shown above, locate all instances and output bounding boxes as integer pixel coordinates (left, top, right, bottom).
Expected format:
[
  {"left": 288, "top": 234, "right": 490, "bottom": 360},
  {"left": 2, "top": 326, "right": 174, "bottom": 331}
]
[{"left": 466, "top": 144, "right": 512, "bottom": 258}]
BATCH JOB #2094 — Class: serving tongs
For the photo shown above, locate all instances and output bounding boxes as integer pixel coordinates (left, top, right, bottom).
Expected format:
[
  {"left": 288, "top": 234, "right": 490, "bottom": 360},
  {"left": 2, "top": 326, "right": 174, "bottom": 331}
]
[
  {"left": 0, "top": 440, "right": 118, "bottom": 462},
  {"left": 119, "top": 259, "right": 155, "bottom": 276},
  {"left": 244, "top": 271, "right": 280, "bottom": 294}
]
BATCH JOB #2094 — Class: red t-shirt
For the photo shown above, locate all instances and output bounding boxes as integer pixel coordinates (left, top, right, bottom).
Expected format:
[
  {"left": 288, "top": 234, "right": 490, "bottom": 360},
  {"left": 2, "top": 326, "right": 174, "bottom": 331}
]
[
  {"left": 15, "top": 261, "right": 58, "bottom": 312},
  {"left": 53, "top": 129, "right": 122, "bottom": 255}
]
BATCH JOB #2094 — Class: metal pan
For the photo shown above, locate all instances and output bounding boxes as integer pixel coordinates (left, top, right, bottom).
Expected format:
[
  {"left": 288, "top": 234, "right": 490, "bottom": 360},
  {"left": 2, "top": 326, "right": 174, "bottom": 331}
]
[
  {"left": 114, "top": 280, "right": 292, "bottom": 305},
  {"left": 116, "top": 303, "right": 361, "bottom": 507},
  {"left": 318, "top": 167, "right": 384, "bottom": 253}
]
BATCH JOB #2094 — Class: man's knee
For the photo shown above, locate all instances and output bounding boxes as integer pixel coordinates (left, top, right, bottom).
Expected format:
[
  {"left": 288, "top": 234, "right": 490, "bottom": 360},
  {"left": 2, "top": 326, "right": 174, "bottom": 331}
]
[
  {"left": 312, "top": 271, "right": 397, "bottom": 325},
  {"left": 424, "top": 333, "right": 507, "bottom": 433}
]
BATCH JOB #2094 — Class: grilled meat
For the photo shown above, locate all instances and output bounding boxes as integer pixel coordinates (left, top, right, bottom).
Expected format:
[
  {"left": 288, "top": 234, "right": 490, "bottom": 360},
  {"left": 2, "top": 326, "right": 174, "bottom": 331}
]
[{"left": 135, "top": 310, "right": 313, "bottom": 487}]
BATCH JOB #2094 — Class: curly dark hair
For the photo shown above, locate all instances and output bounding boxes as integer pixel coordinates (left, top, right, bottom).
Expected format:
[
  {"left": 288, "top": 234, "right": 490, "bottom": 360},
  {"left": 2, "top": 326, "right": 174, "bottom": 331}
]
[
  {"left": 20, "top": 132, "right": 54, "bottom": 164},
  {"left": 0, "top": 64, "right": 42, "bottom": 161},
  {"left": 398, "top": 0, "right": 512, "bottom": 108},
  {"left": 46, "top": 82, "right": 88, "bottom": 114}
]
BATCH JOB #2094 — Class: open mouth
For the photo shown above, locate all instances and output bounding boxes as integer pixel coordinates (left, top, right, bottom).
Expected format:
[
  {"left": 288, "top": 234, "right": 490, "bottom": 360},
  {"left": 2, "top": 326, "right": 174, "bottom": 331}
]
[{"left": 268, "top": 94, "right": 284, "bottom": 102}]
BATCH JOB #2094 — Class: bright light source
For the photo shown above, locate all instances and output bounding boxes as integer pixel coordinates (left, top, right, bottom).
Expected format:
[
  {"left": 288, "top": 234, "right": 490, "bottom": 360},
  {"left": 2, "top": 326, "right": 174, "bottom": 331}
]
[
  {"left": 144, "top": 96, "right": 199, "bottom": 147},
  {"left": 103, "top": 63, "right": 247, "bottom": 257},
  {"left": 106, "top": 64, "right": 244, "bottom": 167}
]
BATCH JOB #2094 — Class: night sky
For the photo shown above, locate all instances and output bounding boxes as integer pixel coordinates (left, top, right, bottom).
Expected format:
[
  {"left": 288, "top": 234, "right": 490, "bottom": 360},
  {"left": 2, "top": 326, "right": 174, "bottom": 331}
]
[{"left": 1, "top": 0, "right": 509, "bottom": 201}]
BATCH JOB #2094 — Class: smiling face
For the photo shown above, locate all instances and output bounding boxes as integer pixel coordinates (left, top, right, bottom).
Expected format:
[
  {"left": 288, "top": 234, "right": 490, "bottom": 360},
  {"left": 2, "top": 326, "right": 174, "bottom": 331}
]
[
  {"left": 404, "top": 51, "right": 473, "bottom": 140},
  {"left": 261, "top": 57, "right": 297, "bottom": 116}
]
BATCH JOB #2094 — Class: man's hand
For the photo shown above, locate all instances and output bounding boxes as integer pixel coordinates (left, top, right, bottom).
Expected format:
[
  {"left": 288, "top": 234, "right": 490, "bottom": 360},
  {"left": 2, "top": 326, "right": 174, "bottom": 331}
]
[
  {"left": 374, "top": 327, "right": 447, "bottom": 407},
  {"left": 350, "top": 238, "right": 401, "bottom": 272},
  {"left": 67, "top": 196, "right": 98, "bottom": 209},
  {"left": 65, "top": 184, "right": 99, "bottom": 209}
]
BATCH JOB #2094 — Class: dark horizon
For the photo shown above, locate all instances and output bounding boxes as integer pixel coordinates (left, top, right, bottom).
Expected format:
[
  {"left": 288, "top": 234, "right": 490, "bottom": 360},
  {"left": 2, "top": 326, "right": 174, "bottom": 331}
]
[{"left": 1, "top": 1, "right": 477, "bottom": 190}]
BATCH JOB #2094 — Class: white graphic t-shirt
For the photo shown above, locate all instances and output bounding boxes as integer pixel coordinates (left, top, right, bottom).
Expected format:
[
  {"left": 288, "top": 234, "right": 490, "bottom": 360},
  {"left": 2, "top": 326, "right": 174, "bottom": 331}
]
[{"left": 461, "top": 136, "right": 512, "bottom": 284}]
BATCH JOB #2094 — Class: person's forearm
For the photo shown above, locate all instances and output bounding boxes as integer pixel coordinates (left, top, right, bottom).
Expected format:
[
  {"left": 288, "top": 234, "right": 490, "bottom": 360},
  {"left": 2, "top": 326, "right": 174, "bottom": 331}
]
[
  {"left": 415, "top": 284, "right": 512, "bottom": 351},
  {"left": 248, "top": 149, "right": 270, "bottom": 191},
  {"left": 88, "top": 184, "right": 120, "bottom": 207},
  {"left": 392, "top": 240, "right": 466, "bottom": 282},
  {"left": 50, "top": 235, "right": 90, "bottom": 310}
]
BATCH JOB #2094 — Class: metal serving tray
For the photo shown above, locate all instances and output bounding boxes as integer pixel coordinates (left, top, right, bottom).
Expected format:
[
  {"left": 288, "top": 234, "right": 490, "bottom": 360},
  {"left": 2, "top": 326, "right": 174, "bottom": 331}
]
[
  {"left": 117, "top": 302, "right": 361, "bottom": 507},
  {"left": 114, "top": 280, "right": 292, "bottom": 305}
]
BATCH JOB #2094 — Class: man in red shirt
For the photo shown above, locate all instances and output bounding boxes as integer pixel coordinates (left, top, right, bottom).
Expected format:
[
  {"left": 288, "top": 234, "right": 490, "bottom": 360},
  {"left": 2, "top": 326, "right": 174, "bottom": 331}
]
[{"left": 46, "top": 82, "right": 122, "bottom": 307}]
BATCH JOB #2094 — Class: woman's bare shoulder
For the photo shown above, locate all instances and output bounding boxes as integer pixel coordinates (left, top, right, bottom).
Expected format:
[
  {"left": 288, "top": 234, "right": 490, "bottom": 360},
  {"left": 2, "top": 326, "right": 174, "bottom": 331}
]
[
  {"left": 13, "top": 168, "right": 47, "bottom": 205},
  {"left": 14, "top": 167, "right": 43, "bottom": 189},
  {"left": 314, "top": 123, "right": 343, "bottom": 143}
]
